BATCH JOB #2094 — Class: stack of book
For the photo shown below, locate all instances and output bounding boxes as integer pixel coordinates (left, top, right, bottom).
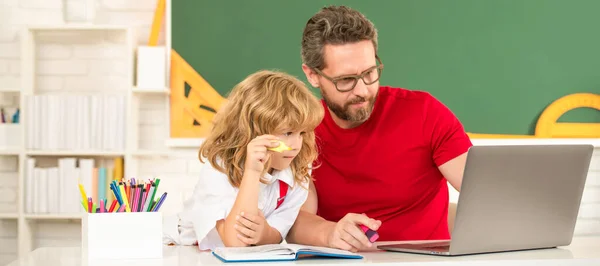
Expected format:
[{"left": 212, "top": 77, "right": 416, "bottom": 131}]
[
  {"left": 25, "top": 94, "right": 126, "bottom": 150},
  {"left": 24, "top": 157, "right": 124, "bottom": 214}
]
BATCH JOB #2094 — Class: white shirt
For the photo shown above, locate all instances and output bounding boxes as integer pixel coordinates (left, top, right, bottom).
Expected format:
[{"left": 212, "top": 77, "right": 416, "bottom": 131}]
[{"left": 162, "top": 161, "right": 309, "bottom": 250}]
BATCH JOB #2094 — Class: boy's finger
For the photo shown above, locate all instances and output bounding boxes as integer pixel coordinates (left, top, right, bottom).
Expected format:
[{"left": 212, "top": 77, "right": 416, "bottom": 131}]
[
  {"left": 240, "top": 212, "right": 258, "bottom": 222},
  {"left": 236, "top": 233, "right": 256, "bottom": 245},
  {"left": 237, "top": 217, "right": 258, "bottom": 231},
  {"left": 258, "top": 134, "right": 279, "bottom": 141},
  {"left": 234, "top": 224, "right": 255, "bottom": 238},
  {"left": 238, "top": 213, "right": 259, "bottom": 229}
]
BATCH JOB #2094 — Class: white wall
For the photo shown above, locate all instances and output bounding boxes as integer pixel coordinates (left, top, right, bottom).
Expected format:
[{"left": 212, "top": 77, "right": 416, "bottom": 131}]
[{"left": 0, "top": 157, "right": 18, "bottom": 266}]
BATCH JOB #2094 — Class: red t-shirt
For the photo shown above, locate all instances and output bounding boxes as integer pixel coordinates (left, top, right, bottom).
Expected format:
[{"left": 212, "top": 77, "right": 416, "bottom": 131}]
[{"left": 313, "top": 86, "right": 472, "bottom": 241}]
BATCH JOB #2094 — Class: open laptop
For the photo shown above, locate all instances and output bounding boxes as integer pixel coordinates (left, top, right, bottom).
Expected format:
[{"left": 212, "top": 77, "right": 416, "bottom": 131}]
[{"left": 378, "top": 144, "right": 594, "bottom": 256}]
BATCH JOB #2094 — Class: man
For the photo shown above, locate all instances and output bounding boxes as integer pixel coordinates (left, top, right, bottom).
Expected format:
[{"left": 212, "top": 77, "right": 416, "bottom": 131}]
[{"left": 286, "top": 5, "right": 473, "bottom": 252}]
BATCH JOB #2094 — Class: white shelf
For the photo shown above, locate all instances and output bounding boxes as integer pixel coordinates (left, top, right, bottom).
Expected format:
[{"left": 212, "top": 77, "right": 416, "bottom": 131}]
[
  {"left": 0, "top": 149, "right": 21, "bottom": 155},
  {"left": 25, "top": 150, "right": 125, "bottom": 156},
  {"left": 131, "top": 149, "right": 198, "bottom": 157},
  {"left": 24, "top": 214, "right": 83, "bottom": 220},
  {"left": 132, "top": 87, "right": 170, "bottom": 94},
  {"left": 26, "top": 24, "right": 130, "bottom": 31},
  {"left": 11, "top": 23, "right": 148, "bottom": 258},
  {"left": 131, "top": 150, "right": 174, "bottom": 157},
  {"left": 0, "top": 213, "right": 18, "bottom": 219},
  {"left": 8, "top": 22, "right": 173, "bottom": 259}
]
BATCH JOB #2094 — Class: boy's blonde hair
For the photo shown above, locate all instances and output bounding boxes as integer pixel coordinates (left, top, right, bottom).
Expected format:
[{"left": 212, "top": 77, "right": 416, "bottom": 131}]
[{"left": 199, "top": 70, "right": 324, "bottom": 187}]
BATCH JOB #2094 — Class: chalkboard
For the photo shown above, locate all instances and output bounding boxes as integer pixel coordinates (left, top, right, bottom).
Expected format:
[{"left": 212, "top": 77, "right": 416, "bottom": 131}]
[{"left": 172, "top": 0, "right": 600, "bottom": 135}]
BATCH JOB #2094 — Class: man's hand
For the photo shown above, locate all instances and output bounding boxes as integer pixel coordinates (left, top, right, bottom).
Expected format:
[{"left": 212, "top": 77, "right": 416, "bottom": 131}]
[
  {"left": 327, "top": 213, "right": 381, "bottom": 252},
  {"left": 235, "top": 211, "right": 281, "bottom": 245}
]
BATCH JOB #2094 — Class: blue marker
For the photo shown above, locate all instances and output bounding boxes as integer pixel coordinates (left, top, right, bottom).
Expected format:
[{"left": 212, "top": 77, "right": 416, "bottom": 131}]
[
  {"left": 151, "top": 192, "right": 168, "bottom": 212},
  {"left": 12, "top": 109, "right": 19, "bottom": 123}
]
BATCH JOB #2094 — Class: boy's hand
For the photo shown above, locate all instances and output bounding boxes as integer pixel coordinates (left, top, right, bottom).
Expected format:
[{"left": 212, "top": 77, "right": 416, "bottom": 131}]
[
  {"left": 235, "top": 210, "right": 275, "bottom": 245},
  {"left": 245, "top": 135, "right": 280, "bottom": 174}
]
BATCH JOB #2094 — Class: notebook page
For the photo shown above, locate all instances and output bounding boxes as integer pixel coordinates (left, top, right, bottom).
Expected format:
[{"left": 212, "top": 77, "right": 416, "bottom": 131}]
[{"left": 284, "top": 244, "right": 358, "bottom": 256}]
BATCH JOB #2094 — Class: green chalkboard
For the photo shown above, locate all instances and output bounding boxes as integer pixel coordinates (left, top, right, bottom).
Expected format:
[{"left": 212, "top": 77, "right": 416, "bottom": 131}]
[{"left": 172, "top": 0, "right": 600, "bottom": 135}]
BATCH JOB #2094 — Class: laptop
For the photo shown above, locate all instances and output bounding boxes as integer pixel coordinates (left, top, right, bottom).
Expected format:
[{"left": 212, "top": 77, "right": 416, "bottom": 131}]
[{"left": 378, "top": 144, "right": 594, "bottom": 256}]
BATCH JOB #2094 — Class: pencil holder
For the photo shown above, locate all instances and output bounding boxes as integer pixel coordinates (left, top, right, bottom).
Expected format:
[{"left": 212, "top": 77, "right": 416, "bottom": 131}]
[{"left": 82, "top": 212, "right": 163, "bottom": 260}]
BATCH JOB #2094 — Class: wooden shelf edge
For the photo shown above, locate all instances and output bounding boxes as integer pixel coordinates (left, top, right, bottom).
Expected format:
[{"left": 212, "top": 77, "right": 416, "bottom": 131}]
[
  {"left": 25, "top": 150, "right": 126, "bottom": 156},
  {"left": 132, "top": 87, "right": 170, "bottom": 94},
  {"left": 24, "top": 214, "right": 83, "bottom": 220},
  {"left": 0, "top": 213, "right": 18, "bottom": 219},
  {"left": 26, "top": 25, "right": 130, "bottom": 31}
]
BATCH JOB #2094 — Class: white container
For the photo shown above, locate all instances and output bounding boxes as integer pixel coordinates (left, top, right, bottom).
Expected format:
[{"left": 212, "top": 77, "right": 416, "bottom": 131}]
[
  {"left": 82, "top": 212, "right": 163, "bottom": 260},
  {"left": 0, "top": 124, "right": 21, "bottom": 149},
  {"left": 136, "top": 46, "right": 167, "bottom": 90}
]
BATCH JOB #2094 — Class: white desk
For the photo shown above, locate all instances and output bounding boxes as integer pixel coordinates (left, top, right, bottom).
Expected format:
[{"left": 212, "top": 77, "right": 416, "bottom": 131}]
[{"left": 7, "top": 236, "right": 600, "bottom": 266}]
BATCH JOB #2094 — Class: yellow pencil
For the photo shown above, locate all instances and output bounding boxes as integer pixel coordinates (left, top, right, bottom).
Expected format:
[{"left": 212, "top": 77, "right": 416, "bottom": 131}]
[
  {"left": 119, "top": 184, "right": 131, "bottom": 212},
  {"left": 78, "top": 183, "right": 88, "bottom": 212}
]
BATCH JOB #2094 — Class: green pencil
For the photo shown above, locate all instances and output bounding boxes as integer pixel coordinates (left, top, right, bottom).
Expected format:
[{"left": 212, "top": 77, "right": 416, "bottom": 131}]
[{"left": 147, "top": 178, "right": 161, "bottom": 212}]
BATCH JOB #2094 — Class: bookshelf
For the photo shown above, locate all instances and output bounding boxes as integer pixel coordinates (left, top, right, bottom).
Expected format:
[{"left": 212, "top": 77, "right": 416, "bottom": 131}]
[{"left": 0, "top": 25, "right": 174, "bottom": 258}]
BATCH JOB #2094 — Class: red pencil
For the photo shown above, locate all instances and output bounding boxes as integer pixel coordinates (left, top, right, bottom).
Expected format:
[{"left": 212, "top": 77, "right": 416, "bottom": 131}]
[
  {"left": 108, "top": 200, "right": 118, "bottom": 212},
  {"left": 145, "top": 183, "right": 151, "bottom": 200}
]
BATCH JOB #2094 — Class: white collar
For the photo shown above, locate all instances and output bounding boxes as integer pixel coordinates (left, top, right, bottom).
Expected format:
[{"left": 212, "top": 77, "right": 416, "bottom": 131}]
[
  {"left": 215, "top": 157, "right": 296, "bottom": 187},
  {"left": 263, "top": 167, "right": 295, "bottom": 188}
]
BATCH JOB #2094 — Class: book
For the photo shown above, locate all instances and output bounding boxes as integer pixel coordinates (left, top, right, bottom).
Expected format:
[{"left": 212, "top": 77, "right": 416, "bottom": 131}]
[{"left": 212, "top": 244, "right": 363, "bottom": 263}]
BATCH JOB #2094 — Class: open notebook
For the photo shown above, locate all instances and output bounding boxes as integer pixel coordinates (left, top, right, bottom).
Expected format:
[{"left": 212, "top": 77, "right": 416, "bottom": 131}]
[{"left": 212, "top": 243, "right": 363, "bottom": 262}]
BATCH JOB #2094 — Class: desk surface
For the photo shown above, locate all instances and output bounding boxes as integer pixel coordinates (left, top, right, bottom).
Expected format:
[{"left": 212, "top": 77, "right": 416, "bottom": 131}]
[{"left": 8, "top": 236, "right": 600, "bottom": 266}]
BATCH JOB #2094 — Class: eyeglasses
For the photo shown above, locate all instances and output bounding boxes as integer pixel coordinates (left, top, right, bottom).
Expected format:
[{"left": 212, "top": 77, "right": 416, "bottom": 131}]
[{"left": 313, "top": 56, "right": 384, "bottom": 92}]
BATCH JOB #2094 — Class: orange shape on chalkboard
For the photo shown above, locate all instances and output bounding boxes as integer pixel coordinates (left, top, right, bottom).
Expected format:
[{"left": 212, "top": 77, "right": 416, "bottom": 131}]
[
  {"left": 535, "top": 93, "right": 600, "bottom": 138},
  {"left": 170, "top": 50, "right": 227, "bottom": 139}
]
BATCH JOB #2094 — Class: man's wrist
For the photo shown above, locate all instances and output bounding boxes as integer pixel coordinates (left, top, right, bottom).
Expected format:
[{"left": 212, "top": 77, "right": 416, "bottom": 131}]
[{"left": 319, "top": 220, "right": 336, "bottom": 247}]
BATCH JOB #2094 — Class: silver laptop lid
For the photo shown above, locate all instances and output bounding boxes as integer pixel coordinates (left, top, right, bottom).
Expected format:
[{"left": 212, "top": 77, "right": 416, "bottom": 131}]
[{"left": 449, "top": 144, "right": 593, "bottom": 255}]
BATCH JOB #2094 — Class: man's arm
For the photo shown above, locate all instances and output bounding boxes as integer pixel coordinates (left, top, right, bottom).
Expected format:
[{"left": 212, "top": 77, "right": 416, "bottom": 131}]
[
  {"left": 422, "top": 94, "right": 472, "bottom": 192},
  {"left": 285, "top": 179, "right": 334, "bottom": 247},
  {"left": 438, "top": 151, "right": 468, "bottom": 192},
  {"left": 286, "top": 179, "right": 381, "bottom": 252}
]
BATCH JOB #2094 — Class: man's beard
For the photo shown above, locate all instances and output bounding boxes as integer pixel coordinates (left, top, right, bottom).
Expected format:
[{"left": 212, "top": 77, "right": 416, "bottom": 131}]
[{"left": 322, "top": 90, "right": 377, "bottom": 123}]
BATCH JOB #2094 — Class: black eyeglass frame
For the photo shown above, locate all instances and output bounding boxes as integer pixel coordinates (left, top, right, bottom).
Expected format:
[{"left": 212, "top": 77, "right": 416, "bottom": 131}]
[{"left": 312, "top": 56, "right": 384, "bottom": 92}]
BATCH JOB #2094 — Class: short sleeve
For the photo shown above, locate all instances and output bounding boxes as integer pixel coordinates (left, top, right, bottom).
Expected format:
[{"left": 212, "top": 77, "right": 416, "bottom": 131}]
[
  {"left": 422, "top": 94, "right": 473, "bottom": 167},
  {"left": 265, "top": 180, "right": 309, "bottom": 241},
  {"left": 176, "top": 164, "right": 237, "bottom": 246}
]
